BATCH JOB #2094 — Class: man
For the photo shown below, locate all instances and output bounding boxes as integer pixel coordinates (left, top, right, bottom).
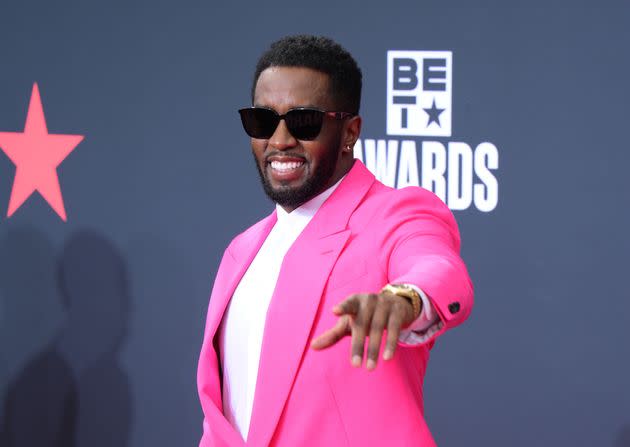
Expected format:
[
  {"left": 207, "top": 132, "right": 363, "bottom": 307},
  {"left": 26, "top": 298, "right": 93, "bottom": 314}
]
[{"left": 197, "top": 35, "right": 473, "bottom": 447}]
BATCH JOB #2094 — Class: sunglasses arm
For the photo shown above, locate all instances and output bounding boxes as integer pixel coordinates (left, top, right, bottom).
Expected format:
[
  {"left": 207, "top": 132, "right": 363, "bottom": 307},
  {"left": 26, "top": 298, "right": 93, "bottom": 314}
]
[{"left": 325, "top": 112, "right": 355, "bottom": 120}]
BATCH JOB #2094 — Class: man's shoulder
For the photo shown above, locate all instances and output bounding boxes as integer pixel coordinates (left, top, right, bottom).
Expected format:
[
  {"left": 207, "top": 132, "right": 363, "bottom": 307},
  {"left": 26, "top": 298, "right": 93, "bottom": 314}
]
[
  {"left": 363, "top": 180, "right": 449, "bottom": 214},
  {"left": 224, "top": 211, "right": 275, "bottom": 256},
  {"left": 357, "top": 180, "right": 460, "bottom": 247}
]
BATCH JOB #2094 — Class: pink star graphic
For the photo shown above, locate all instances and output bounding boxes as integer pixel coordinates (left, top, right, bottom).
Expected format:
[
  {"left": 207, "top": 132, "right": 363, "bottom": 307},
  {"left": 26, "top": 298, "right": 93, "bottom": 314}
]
[{"left": 0, "top": 83, "right": 83, "bottom": 221}]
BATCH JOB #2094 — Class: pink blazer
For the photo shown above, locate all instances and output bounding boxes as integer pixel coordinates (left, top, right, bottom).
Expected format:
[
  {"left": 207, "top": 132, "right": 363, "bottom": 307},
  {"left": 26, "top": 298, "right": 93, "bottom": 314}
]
[{"left": 197, "top": 160, "right": 473, "bottom": 446}]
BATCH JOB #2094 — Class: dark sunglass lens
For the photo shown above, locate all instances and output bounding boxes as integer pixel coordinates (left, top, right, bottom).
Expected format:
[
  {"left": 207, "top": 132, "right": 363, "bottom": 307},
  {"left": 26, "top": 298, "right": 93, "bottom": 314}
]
[
  {"left": 285, "top": 109, "right": 324, "bottom": 140},
  {"left": 239, "top": 108, "right": 279, "bottom": 139}
]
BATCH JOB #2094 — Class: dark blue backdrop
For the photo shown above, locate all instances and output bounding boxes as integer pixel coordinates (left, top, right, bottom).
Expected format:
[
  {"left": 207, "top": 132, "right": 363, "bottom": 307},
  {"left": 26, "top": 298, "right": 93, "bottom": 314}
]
[{"left": 1, "top": 1, "right": 628, "bottom": 446}]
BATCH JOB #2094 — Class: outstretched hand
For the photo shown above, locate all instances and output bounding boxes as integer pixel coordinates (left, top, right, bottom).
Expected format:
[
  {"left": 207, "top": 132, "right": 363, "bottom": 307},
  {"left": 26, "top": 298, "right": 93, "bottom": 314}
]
[{"left": 310, "top": 292, "right": 417, "bottom": 370}]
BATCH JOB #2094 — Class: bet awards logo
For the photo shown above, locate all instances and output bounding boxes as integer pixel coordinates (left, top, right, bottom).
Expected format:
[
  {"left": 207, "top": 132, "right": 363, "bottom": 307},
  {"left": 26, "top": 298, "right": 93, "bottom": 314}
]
[
  {"left": 0, "top": 83, "right": 83, "bottom": 221},
  {"left": 355, "top": 50, "right": 499, "bottom": 212},
  {"left": 387, "top": 51, "right": 452, "bottom": 137}
]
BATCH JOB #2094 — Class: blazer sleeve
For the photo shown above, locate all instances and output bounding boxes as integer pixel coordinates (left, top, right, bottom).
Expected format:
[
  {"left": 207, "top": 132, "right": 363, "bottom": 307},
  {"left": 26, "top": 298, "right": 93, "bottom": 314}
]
[{"left": 378, "top": 187, "right": 474, "bottom": 340}]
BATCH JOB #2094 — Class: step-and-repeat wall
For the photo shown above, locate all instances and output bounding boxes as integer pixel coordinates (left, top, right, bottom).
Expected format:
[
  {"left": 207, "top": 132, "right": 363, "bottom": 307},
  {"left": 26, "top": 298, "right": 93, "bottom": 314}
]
[{"left": 1, "top": 2, "right": 628, "bottom": 446}]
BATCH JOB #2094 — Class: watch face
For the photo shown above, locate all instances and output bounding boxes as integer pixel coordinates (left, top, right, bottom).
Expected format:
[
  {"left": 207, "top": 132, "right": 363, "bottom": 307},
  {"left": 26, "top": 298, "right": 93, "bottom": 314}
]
[{"left": 391, "top": 284, "right": 413, "bottom": 293}]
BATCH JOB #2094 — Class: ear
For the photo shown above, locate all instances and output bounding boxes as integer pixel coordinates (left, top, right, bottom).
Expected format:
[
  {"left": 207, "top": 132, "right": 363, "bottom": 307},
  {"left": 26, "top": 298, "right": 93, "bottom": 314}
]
[{"left": 343, "top": 115, "right": 362, "bottom": 149}]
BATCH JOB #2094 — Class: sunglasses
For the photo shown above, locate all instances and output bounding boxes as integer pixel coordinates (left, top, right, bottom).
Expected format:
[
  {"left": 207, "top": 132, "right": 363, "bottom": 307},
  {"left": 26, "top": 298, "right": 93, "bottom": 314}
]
[{"left": 238, "top": 107, "right": 354, "bottom": 141}]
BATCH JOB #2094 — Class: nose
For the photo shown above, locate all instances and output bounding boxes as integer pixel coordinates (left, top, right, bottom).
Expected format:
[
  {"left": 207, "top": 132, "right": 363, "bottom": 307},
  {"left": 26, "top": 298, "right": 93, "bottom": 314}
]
[{"left": 269, "top": 119, "right": 298, "bottom": 151}]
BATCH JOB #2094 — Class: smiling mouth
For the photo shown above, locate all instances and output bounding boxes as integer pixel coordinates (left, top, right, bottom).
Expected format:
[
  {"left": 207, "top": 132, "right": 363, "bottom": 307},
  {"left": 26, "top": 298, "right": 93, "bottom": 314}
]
[
  {"left": 269, "top": 160, "right": 305, "bottom": 172},
  {"left": 266, "top": 157, "right": 307, "bottom": 182}
]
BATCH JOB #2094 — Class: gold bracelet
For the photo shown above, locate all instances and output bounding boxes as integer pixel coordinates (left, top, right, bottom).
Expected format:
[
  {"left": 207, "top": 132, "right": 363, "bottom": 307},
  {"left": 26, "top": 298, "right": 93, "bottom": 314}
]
[{"left": 380, "top": 283, "right": 422, "bottom": 319}]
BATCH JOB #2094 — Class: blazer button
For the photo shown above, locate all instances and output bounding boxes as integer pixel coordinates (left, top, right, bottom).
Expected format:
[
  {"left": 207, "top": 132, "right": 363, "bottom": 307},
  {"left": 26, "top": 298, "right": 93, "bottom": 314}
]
[{"left": 448, "top": 302, "right": 460, "bottom": 314}]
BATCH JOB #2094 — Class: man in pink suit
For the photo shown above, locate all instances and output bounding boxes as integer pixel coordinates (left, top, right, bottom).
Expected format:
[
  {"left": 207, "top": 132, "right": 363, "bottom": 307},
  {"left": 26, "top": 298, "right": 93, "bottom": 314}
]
[{"left": 197, "top": 35, "right": 473, "bottom": 446}]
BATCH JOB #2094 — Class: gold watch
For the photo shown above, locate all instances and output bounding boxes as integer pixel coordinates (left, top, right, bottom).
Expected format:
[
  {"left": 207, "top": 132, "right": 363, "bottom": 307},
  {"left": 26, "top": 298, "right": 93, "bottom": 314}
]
[{"left": 380, "top": 283, "right": 422, "bottom": 319}]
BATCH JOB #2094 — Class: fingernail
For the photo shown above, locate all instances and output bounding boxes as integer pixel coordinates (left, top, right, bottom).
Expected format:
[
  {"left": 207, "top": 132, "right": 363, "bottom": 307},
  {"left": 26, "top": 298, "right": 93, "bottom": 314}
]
[
  {"left": 383, "top": 350, "right": 392, "bottom": 360},
  {"left": 352, "top": 355, "right": 361, "bottom": 367},
  {"left": 367, "top": 359, "right": 376, "bottom": 370}
]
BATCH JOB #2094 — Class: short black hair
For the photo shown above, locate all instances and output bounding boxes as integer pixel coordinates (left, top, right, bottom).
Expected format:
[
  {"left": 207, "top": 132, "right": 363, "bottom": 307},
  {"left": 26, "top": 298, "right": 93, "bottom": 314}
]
[{"left": 251, "top": 35, "right": 362, "bottom": 114}]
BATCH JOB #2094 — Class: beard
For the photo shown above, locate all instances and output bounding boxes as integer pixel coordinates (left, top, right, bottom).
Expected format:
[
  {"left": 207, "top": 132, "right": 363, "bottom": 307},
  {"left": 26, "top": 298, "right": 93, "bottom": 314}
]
[{"left": 253, "top": 140, "right": 341, "bottom": 210}]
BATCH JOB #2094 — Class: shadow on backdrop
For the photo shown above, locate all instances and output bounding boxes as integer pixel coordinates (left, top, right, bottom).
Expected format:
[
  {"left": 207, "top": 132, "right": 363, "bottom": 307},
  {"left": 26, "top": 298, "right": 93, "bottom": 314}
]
[
  {"left": 616, "top": 424, "right": 630, "bottom": 447},
  {"left": 0, "top": 227, "right": 72, "bottom": 446},
  {"left": 1, "top": 229, "right": 132, "bottom": 447}
]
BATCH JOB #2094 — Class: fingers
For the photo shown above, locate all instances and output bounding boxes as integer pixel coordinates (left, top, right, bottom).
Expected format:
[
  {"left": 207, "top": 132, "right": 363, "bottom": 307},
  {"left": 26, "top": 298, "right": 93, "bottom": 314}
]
[
  {"left": 311, "top": 293, "right": 409, "bottom": 370},
  {"left": 310, "top": 295, "right": 362, "bottom": 351},
  {"left": 333, "top": 295, "right": 360, "bottom": 316},
  {"left": 384, "top": 306, "right": 404, "bottom": 360},
  {"left": 310, "top": 315, "right": 351, "bottom": 350},
  {"left": 350, "top": 294, "right": 377, "bottom": 367},
  {"left": 366, "top": 303, "right": 389, "bottom": 370}
]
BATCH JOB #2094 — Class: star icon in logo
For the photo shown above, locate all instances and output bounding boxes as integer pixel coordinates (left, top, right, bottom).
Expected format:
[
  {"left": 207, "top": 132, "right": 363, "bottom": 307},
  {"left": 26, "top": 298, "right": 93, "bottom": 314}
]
[
  {"left": 0, "top": 83, "right": 84, "bottom": 221},
  {"left": 423, "top": 98, "right": 445, "bottom": 127}
]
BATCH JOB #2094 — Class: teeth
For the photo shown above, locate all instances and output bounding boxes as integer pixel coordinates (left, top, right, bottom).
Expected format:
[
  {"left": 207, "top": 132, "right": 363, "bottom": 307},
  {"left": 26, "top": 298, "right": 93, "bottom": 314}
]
[{"left": 270, "top": 160, "right": 304, "bottom": 171}]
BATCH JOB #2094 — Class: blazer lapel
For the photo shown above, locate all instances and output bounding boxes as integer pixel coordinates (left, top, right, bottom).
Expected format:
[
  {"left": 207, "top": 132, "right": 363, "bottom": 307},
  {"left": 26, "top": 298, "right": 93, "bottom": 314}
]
[
  {"left": 247, "top": 161, "right": 375, "bottom": 446},
  {"left": 199, "top": 211, "right": 277, "bottom": 412},
  {"left": 205, "top": 212, "right": 278, "bottom": 343}
]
